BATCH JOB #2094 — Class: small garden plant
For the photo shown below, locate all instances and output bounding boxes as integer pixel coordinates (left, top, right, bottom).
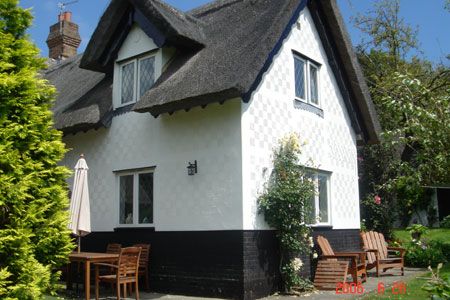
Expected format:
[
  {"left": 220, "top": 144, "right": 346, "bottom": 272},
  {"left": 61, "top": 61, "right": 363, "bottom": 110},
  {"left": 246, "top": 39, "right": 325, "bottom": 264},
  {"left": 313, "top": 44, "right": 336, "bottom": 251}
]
[
  {"left": 258, "top": 133, "right": 316, "bottom": 292},
  {"left": 422, "top": 263, "right": 450, "bottom": 300},
  {"left": 441, "top": 215, "right": 450, "bottom": 228}
]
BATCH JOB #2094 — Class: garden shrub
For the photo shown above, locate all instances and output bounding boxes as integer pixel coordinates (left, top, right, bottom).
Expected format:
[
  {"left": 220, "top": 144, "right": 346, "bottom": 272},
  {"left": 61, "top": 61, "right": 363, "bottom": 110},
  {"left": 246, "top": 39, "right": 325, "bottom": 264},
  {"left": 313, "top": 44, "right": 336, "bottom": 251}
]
[
  {"left": 405, "top": 239, "right": 448, "bottom": 268},
  {"left": 441, "top": 215, "right": 450, "bottom": 228},
  {"left": 0, "top": 1, "right": 74, "bottom": 299}
]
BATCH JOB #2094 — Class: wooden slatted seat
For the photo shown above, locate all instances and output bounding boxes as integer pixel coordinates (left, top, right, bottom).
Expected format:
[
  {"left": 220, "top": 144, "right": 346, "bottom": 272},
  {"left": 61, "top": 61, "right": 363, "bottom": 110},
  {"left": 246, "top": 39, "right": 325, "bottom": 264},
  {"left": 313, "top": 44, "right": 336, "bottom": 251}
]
[
  {"left": 131, "top": 244, "right": 151, "bottom": 291},
  {"left": 94, "top": 247, "right": 141, "bottom": 300},
  {"left": 314, "top": 260, "right": 349, "bottom": 290},
  {"left": 317, "top": 235, "right": 367, "bottom": 283},
  {"left": 360, "top": 231, "right": 405, "bottom": 277}
]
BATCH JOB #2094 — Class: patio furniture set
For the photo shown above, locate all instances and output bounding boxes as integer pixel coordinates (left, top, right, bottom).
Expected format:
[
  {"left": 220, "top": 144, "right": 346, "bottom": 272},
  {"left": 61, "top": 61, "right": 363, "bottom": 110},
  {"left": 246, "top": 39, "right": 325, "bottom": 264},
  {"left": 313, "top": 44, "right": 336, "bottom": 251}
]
[
  {"left": 66, "top": 243, "right": 151, "bottom": 300},
  {"left": 314, "top": 231, "right": 406, "bottom": 290}
]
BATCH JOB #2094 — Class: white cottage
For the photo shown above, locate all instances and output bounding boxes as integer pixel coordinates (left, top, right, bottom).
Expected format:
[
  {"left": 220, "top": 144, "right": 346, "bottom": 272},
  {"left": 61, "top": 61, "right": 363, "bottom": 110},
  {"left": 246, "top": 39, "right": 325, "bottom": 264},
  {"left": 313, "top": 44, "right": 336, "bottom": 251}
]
[{"left": 44, "top": 0, "right": 380, "bottom": 299}]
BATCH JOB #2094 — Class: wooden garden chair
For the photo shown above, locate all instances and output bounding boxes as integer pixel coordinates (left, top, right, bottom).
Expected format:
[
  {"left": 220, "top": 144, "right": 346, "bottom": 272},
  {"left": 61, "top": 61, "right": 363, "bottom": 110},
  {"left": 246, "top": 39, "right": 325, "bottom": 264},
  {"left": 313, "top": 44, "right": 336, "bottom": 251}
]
[
  {"left": 106, "top": 243, "right": 122, "bottom": 255},
  {"left": 94, "top": 247, "right": 141, "bottom": 300},
  {"left": 317, "top": 235, "right": 367, "bottom": 284},
  {"left": 132, "top": 244, "right": 151, "bottom": 291},
  {"left": 103, "top": 243, "right": 122, "bottom": 290},
  {"left": 360, "top": 231, "right": 405, "bottom": 277}
]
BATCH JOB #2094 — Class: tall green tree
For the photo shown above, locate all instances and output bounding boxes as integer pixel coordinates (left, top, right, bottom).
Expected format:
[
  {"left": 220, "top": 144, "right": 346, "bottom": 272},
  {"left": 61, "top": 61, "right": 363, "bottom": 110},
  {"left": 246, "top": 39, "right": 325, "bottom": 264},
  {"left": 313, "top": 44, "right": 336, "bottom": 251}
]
[
  {"left": 0, "top": 1, "right": 74, "bottom": 299},
  {"left": 352, "top": 0, "right": 450, "bottom": 235}
]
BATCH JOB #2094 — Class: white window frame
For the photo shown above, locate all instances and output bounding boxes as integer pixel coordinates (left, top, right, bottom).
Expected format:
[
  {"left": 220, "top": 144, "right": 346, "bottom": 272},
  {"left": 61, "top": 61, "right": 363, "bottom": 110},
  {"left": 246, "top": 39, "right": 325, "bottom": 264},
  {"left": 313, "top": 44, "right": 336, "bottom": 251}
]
[
  {"left": 119, "top": 60, "right": 137, "bottom": 105},
  {"left": 114, "top": 51, "right": 161, "bottom": 109},
  {"left": 308, "top": 170, "right": 331, "bottom": 226},
  {"left": 293, "top": 53, "right": 321, "bottom": 108},
  {"left": 116, "top": 168, "right": 154, "bottom": 228}
]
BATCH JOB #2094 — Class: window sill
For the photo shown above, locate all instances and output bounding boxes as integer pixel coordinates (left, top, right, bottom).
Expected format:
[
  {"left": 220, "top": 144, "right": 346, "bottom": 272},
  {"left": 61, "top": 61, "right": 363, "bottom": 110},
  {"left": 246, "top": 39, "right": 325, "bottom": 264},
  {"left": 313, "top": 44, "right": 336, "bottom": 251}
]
[
  {"left": 293, "top": 99, "right": 324, "bottom": 118},
  {"left": 310, "top": 224, "right": 333, "bottom": 230},
  {"left": 112, "top": 103, "right": 134, "bottom": 116},
  {"left": 114, "top": 226, "right": 155, "bottom": 232}
]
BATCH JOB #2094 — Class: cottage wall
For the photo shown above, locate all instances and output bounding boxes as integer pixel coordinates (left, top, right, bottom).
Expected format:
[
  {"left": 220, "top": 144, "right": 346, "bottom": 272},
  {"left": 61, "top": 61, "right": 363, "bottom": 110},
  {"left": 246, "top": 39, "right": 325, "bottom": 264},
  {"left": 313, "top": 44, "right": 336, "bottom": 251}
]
[
  {"left": 241, "top": 7, "right": 360, "bottom": 230},
  {"left": 63, "top": 100, "right": 243, "bottom": 232}
]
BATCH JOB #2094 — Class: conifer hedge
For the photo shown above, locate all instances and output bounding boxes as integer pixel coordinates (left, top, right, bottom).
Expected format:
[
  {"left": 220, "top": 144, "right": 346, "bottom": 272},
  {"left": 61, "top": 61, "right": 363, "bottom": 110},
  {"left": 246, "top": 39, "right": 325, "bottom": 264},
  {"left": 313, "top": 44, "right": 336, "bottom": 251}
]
[{"left": 0, "top": 1, "right": 74, "bottom": 299}]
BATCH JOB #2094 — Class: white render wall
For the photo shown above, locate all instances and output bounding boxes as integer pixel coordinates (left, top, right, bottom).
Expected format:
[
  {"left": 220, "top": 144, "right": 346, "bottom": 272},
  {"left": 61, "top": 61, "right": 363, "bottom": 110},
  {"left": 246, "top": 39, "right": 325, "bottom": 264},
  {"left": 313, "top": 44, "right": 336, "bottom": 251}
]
[
  {"left": 63, "top": 100, "right": 243, "bottom": 232},
  {"left": 241, "top": 7, "right": 360, "bottom": 230}
]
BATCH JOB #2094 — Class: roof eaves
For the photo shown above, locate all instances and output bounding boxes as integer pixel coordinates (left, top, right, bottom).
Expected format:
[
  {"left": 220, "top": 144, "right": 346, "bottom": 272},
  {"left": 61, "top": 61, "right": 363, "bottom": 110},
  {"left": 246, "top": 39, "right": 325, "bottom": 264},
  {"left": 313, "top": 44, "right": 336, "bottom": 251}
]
[
  {"left": 134, "top": 88, "right": 242, "bottom": 117},
  {"left": 242, "top": 0, "right": 308, "bottom": 103},
  {"left": 309, "top": 0, "right": 381, "bottom": 145}
]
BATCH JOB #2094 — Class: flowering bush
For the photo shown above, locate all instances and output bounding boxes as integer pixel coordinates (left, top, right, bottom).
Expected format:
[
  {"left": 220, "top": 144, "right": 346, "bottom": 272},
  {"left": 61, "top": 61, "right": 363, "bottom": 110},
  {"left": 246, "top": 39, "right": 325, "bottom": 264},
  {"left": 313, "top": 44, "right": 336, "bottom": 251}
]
[
  {"left": 405, "top": 238, "right": 448, "bottom": 268},
  {"left": 360, "top": 193, "right": 394, "bottom": 237},
  {"left": 258, "top": 133, "right": 315, "bottom": 291}
]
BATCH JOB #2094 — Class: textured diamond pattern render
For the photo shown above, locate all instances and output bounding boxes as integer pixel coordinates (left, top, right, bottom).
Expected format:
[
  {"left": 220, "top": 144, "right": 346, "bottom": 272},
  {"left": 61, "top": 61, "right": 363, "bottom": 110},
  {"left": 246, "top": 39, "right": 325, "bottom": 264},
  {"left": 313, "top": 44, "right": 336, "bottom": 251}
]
[
  {"left": 242, "top": 8, "right": 360, "bottom": 230},
  {"left": 139, "top": 57, "right": 155, "bottom": 99}
]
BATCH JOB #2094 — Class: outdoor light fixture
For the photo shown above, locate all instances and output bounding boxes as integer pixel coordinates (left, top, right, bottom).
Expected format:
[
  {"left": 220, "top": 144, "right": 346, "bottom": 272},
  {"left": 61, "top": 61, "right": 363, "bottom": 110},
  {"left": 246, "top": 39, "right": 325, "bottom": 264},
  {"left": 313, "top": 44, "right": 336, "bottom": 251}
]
[{"left": 187, "top": 160, "right": 197, "bottom": 176}]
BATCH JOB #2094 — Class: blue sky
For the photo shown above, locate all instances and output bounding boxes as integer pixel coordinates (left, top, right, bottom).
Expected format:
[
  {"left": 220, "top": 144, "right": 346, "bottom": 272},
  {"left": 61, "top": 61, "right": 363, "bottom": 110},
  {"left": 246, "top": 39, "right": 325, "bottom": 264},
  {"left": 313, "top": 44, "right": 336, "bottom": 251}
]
[{"left": 18, "top": 0, "right": 450, "bottom": 64}]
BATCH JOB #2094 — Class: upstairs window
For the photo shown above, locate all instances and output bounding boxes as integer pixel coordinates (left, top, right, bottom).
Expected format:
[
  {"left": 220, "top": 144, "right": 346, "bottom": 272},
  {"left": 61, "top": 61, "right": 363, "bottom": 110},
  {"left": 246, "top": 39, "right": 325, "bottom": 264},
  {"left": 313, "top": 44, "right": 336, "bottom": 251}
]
[
  {"left": 119, "top": 54, "right": 155, "bottom": 106},
  {"left": 294, "top": 54, "right": 320, "bottom": 106}
]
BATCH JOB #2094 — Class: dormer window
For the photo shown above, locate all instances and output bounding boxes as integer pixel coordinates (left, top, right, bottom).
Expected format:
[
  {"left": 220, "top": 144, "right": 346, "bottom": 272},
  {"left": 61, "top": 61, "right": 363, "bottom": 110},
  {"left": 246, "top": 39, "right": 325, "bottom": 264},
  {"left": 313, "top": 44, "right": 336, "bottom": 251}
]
[
  {"left": 113, "top": 25, "right": 165, "bottom": 109},
  {"left": 119, "top": 54, "right": 155, "bottom": 105}
]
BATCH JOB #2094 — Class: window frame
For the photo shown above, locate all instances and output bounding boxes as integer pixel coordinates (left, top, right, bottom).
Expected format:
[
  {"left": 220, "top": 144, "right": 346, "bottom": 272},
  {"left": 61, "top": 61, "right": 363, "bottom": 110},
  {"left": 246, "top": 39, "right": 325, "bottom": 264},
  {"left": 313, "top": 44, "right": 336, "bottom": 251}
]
[
  {"left": 137, "top": 55, "right": 156, "bottom": 100},
  {"left": 307, "top": 170, "right": 331, "bottom": 226},
  {"left": 119, "top": 60, "right": 137, "bottom": 105},
  {"left": 293, "top": 52, "right": 321, "bottom": 108},
  {"left": 116, "top": 167, "right": 155, "bottom": 228},
  {"left": 294, "top": 55, "right": 307, "bottom": 102},
  {"left": 115, "top": 52, "right": 158, "bottom": 109}
]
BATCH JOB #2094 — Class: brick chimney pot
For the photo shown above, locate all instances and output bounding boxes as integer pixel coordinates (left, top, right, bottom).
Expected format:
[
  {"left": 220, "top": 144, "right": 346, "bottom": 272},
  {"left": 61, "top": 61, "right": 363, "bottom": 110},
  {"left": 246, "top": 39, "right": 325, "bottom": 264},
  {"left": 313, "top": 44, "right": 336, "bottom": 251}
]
[{"left": 46, "top": 11, "right": 81, "bottom": 60}]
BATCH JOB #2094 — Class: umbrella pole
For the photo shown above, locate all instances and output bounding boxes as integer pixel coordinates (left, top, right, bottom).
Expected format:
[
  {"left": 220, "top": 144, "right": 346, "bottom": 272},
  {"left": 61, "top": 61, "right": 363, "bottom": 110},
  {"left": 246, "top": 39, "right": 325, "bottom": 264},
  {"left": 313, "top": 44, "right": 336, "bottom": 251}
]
[{"left": 78, "top": 236, "right": 80, "bottom": 253}]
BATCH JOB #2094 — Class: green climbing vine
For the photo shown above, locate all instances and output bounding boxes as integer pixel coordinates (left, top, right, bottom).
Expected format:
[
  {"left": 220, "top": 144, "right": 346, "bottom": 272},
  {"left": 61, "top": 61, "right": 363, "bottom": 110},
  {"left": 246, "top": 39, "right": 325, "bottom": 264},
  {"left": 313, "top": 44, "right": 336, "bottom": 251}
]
[{"left": 258, "top": 133, "right": 316, "bottom": 291}]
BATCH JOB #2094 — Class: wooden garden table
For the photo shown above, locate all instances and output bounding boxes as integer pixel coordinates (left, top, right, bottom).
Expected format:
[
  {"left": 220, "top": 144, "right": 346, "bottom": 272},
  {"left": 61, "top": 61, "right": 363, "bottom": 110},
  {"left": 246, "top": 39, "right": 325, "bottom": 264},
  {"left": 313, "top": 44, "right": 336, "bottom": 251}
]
[{"left": 67, "top": 251, "right": 119, "bottom": 300}]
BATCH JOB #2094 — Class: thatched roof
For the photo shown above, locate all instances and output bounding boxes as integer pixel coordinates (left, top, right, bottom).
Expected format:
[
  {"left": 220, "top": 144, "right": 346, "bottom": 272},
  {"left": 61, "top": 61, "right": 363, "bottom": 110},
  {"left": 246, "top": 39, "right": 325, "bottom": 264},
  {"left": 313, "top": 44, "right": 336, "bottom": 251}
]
[
  {"left": 44, "top": 54, "right": 113, "bottom": 135},
  {"left": 46, "top": 0, "right": 380, "bottom": 144}
]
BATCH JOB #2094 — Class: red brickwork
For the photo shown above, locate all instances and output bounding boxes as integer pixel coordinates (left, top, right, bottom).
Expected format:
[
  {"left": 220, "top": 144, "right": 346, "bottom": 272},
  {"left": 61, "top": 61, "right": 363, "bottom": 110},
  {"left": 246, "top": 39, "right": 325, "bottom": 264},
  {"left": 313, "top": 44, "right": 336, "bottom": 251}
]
[{"left": 46, "top": 13, "right": 81, "bottom": 59}]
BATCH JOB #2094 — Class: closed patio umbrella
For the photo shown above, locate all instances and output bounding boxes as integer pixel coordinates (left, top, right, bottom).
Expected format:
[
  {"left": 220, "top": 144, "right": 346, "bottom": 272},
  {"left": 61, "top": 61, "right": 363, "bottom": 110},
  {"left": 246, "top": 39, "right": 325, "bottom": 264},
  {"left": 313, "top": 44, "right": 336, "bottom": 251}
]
[{"left": 68, "top": 154, "right": 91, "bottom": 253}]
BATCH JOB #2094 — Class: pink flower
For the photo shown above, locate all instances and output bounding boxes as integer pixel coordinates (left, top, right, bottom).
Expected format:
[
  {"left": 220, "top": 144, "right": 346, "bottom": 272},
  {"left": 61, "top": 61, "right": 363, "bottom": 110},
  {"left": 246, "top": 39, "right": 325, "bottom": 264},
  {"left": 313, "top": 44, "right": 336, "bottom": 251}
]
[
  {"left": 357, "top": 157, "right": 364, "bottom": 162},
  {"left": 374, "top": 195, "right": 381, "bottom": 205}
]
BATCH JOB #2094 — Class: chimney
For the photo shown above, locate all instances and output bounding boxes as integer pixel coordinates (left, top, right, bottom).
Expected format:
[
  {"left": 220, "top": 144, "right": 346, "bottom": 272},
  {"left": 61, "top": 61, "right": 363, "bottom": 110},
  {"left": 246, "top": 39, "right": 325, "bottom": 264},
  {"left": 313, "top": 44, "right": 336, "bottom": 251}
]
[{"left": 46, "top": 11, "right": 81, "bottom": 60}]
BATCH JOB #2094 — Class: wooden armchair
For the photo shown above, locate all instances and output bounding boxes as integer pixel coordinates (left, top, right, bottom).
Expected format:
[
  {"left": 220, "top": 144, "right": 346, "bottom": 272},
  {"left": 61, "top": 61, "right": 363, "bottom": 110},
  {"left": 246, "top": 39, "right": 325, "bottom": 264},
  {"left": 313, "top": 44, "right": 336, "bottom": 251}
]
[
  {"left": 106, "top": 243, "right": 122, "bottom": 255},
  {"left": 132, "top": 244, "right": 151, "bottom": 290},
  {"left": 360, "top": 231, "right": 405, "bottom": 277},
  {"left": 94, "top": 247, "right": 141, "bottom": 300},
  {"left": 317, "top": 235, "right": 367, "bottom": 284}
]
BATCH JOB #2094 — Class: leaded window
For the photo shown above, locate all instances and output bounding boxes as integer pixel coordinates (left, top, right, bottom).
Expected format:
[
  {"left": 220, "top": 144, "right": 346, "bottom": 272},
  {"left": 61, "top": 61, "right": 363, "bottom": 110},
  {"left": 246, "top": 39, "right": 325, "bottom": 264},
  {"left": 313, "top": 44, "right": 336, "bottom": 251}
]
[
  {"left": 293, "top": 53, "right": 320, "bottom": 107},
  {"left": 119, "top": 170, "right": 154, "bottom": 226},
  {"left": 118, "top": 53, "right": 156, "bottom": 106}
]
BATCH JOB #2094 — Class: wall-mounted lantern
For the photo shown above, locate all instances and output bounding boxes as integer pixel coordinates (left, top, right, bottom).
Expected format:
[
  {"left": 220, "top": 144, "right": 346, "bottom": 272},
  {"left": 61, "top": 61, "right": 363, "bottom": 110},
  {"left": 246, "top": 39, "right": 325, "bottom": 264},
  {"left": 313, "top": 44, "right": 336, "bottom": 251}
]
[{"left": 187, "top": 160, "right": 197, "bottom": 176}]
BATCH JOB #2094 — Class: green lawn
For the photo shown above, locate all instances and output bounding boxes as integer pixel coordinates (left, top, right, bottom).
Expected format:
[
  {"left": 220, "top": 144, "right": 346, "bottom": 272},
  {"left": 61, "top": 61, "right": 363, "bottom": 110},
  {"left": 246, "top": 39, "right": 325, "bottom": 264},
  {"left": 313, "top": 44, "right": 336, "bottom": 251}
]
[
  {"left": 394, "top": 228, "right": 450, "bottom": 244},
  {"left": 360, "top": 263, "right": 450, "bottom": 300},
  {"left": 359, "top": 228, "right": 450, "bottom": 299}
]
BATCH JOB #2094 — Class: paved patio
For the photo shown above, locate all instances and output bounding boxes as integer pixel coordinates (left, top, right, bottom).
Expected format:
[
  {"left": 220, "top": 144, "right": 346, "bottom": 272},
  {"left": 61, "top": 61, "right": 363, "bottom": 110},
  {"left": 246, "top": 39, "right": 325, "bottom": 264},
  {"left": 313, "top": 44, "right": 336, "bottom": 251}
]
[{"left": 65, "top": 267, "right": 426, "bottom": 300}]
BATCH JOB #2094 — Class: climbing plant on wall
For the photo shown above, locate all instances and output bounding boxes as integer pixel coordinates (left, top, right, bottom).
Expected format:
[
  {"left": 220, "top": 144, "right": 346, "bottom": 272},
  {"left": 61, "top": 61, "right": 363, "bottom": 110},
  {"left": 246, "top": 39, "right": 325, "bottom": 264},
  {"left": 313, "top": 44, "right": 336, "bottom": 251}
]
[{"left": 258, "top": 133, "right": 316, "bottom": 291}]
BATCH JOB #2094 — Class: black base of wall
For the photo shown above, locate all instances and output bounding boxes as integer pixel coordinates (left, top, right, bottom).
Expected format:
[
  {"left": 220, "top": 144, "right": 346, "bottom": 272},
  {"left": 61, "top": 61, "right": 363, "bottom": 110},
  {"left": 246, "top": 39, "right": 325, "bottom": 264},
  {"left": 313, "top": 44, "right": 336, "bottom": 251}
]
[{"left": 79, "top": 228, "right": 360, "bottom": 300}]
